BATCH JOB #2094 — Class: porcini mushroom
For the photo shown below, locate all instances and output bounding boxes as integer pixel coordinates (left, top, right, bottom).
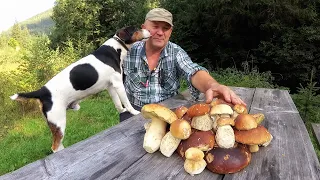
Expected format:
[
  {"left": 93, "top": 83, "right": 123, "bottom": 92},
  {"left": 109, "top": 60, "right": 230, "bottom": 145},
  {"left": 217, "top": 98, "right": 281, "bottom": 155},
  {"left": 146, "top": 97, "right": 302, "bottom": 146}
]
[
  {"left": 177, "top": 130, "right": 216, "bottom": 158},
  {"left": 205, "top": 144, "right": 251, "bottom": 174},
  {"left": 191, "top": 114, "right": 213, "bottom": 131},
  {"left": 160, "top": 131, "right": 181, "bottom": 157},
  {"left": 184, "top": 148, "right": 207, "bottom": 176},
  {"left": 215, "top": 125, "right": 235, "bottom": 149},
  {"left": 234, "top": 125, "right": 273, "bottom": 153},
  {"left": 210, "top": 104, "right": 234, "bottom": 117},
  {"left": 141, "top": 104, "right": 178, "bottom": 153},
  {"left": 160, "top": 118, "right": 192, "bottom": 157},
  {"left": 234, "top": 114, "right": 258, "bottom": 130},
  {"left": 187, "top": 103, "right": 210, "bottom": 118},
  {"left": 175, "top": 106, "right": 188, "bottom": 119},
  {"left": 170, "top": 119, "right": 192, "bottom": 139}
]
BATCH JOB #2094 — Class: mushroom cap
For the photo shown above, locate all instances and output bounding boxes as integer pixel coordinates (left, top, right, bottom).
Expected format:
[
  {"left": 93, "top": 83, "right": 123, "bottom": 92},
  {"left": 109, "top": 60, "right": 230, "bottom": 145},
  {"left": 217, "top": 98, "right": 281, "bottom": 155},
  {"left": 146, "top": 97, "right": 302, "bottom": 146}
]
[
  {"left": 217, "top": 117, "right": 235, "bottom": 127},
  {"left": 233, "top": 104, "right": 248, "bottom": 114},
  {"left": 234, "top": 125, "right": 272, "bottom": 145},
  {"left": 234, "top": 114, "right": 258, "bottom": 130},
  {"left": 252, "top": 113, "right": 265, "bottom": 124},
  {"left": 181, "top": 113, "right": 192, "bottom": 124},
  {"left": 141, "top": 104, "right": 178, "bottom": 124},
  {"left": 177, "top": 130, "right": 216, "bottom": 158},
  {"left": 175, "top": 106, "right": 188, "bottom": 119},
  {"left": 170, "top": 119, "right": 192, "bottom": 139},
  {"left": 210, "top": 104, "right": 234, "bottom": 115},
  {"left": 205, "top": 143, "right": 251, "bottom": 174},
  {"left": 185, "top": 147, "right": 205, "bottom": 161},
  {"left": 187, "top": 103, "right": 210, "bottom": 118}
]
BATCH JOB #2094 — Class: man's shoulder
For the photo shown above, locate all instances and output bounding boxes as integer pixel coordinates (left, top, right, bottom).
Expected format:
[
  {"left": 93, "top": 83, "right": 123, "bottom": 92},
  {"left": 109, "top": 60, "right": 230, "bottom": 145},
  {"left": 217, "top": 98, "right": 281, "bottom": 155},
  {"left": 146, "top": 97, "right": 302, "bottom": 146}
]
[
  {"left": 167, "top": 41, "right": 181, "bottom": 49},
  {"left": 131, "top": 41, "right": 144, "bottom": 50}
]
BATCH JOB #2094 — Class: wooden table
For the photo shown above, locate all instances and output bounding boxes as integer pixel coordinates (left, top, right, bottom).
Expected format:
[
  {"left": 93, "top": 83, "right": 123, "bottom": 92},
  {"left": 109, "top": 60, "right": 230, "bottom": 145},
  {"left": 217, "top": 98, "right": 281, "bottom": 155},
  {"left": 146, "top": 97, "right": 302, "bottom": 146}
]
[{"left": 1, "top": 87, "right": 320, "bottom": 180}]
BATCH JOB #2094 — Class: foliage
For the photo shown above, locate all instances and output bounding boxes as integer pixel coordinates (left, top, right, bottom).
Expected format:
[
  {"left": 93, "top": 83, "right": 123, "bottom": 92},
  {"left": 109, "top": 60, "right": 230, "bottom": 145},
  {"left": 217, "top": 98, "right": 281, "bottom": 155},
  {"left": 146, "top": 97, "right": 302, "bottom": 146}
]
[
  {"left": 159, "top": 0, "right": 320, "bottom": 92},
  {"left": 50, "top": 0, "right": 157, "bottom": 55},
  {"left": 291, "top": 68, "right": 320, "bottom": 123}
]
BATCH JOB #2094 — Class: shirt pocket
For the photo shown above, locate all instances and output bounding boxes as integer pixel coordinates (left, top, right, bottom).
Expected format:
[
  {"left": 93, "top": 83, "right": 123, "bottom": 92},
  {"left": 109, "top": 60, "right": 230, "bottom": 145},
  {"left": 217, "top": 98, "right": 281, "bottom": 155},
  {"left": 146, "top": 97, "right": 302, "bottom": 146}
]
[
  {"left": 161, "top": 69, "right": 179, "bottom": 92},
  {"left": 126, "top": 70, "right": 148, "bottom": 92}
]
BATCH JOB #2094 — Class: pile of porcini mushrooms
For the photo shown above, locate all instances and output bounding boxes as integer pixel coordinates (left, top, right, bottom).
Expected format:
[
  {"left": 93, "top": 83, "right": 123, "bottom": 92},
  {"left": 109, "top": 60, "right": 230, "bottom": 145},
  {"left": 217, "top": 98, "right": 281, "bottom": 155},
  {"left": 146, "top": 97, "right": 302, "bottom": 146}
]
[{"left": 141, "top": 98, "right": 273, "bottom": 176}]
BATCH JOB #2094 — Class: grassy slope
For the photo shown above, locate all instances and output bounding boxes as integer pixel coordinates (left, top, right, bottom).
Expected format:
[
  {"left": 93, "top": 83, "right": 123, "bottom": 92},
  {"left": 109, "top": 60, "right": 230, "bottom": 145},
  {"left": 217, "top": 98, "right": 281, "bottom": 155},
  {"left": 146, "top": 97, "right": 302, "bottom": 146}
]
[{"left": 0, "top": 92, "right": 119, "bottom": 175}]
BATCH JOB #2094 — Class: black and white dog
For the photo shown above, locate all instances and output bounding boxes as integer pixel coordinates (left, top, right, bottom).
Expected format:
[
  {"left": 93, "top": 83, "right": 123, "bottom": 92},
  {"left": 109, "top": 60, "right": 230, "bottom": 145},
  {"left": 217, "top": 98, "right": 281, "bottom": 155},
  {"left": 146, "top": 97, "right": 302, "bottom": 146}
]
[{"left": 10, "top": 26, "right": 150, "bottom": 152}]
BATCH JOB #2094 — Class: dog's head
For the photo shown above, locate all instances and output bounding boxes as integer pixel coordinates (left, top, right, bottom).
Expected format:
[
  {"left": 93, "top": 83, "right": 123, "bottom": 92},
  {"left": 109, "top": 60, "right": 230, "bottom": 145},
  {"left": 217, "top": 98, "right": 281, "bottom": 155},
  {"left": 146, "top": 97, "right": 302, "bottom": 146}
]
[{"left": 116, "top": 26, "right": 150, "bottom": 45}]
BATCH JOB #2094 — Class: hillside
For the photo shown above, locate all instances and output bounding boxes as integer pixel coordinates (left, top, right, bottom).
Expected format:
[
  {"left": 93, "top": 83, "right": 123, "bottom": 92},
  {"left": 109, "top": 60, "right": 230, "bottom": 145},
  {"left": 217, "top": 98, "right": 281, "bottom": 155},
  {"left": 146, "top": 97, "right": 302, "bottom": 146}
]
[{"left": 14, "top": 8, "right": 55, "bottom": 35}]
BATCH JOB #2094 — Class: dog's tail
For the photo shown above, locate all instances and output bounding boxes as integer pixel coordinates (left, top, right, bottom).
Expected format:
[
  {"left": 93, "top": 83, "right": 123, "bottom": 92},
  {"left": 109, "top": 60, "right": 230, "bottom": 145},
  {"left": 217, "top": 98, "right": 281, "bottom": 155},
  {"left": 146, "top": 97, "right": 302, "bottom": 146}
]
[{"left": 10, "top": 86, "right": 50, "bottom": 101}]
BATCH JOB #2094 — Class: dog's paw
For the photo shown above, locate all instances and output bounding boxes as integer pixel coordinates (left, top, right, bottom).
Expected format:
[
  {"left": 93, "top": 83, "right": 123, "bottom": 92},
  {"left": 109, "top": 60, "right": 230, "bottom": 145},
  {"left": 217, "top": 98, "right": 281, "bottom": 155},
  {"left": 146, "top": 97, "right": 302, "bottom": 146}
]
[
  {"left": 72, "top": 104, "right": 81, "bottom": 111},
  {"left": 68, "top": 103, "right": 80, "bottom": 111},
  {"left": 118, "top": 108, "right": 127, "bottom": 113},
  {"left": 130, "top": 109, "right": 140, "bottom": 115}
]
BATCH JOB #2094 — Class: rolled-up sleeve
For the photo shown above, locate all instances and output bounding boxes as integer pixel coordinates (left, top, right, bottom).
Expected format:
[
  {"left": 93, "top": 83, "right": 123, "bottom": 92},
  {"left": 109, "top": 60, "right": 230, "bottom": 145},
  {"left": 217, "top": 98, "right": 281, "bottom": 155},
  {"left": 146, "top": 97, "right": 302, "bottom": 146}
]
[{"left": 175, "top": 48, "right": 208, "bottom": 100}]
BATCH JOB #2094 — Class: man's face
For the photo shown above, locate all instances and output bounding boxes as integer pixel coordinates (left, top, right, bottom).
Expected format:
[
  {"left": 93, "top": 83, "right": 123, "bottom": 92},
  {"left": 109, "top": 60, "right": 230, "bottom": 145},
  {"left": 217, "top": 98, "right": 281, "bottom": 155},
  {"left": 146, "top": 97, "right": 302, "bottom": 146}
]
[{"left": 142, "top": 20, "right": 172, "bottom": 50}]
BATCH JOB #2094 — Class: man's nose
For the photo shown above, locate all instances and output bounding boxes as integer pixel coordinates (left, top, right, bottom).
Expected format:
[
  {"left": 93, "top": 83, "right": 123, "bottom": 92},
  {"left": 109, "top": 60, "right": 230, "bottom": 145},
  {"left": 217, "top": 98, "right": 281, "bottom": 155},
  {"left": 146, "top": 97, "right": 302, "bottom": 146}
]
[{"left": 156, "top": 28, "right": 165, "bottom": 35}]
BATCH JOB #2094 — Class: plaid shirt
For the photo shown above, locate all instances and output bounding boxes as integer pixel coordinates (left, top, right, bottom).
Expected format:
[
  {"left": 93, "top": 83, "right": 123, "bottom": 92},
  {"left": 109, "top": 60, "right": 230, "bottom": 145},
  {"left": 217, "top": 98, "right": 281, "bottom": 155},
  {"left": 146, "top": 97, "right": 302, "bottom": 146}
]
[{"left": 123, "top": 41, "right": 207, "bottom": 107}]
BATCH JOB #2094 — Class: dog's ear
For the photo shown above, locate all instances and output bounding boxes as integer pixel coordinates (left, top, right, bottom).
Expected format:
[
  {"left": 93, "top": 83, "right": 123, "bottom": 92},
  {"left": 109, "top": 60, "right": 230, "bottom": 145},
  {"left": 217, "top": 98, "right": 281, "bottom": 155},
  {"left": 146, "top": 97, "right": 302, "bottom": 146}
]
[{"left": 116, "top": 26, "right": 138, "bottom": 44}]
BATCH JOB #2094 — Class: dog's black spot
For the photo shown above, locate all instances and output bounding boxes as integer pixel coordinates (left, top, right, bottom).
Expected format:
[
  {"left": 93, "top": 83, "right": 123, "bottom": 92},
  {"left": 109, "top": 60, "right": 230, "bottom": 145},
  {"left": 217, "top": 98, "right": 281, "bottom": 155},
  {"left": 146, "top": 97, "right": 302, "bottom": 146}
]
[
  {"left": 69, "top": 63, "right": 99, "bottom": 90},
  {"left": 92, "top": 45, "right": 121, "bottom": 74}
]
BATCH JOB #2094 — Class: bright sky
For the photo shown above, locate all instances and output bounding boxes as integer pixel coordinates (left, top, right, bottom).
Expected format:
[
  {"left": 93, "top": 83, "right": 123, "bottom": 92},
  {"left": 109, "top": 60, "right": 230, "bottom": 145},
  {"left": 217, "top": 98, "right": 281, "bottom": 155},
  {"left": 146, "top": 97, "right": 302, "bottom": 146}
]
[{"left": 0, "top": 0, "right": 56, "bottom": 32}]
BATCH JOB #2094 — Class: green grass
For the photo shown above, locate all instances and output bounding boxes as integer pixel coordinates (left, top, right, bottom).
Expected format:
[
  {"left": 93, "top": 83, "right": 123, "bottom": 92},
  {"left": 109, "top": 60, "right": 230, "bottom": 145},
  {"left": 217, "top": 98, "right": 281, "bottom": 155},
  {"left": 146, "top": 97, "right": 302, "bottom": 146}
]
[{"left": 0, "top": 93, "right": 119, "bottom": 175}]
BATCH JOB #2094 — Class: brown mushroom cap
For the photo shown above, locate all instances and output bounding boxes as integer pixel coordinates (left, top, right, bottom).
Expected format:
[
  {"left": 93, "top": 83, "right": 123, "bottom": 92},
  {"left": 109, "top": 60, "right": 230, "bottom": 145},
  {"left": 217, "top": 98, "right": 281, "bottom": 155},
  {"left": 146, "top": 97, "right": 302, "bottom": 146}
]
[
  {"left": 234, "top": 125, "right": 272, "bottom": 145},
  {"left": 187, "top": 103, "right": 210, "bottom": 118},
  {"left": 177, "top": 130, "right": 216, "bottom": 158},
  {"left": 181, "top": 113, "right": 192, "bottom": 124},
  {"left": 170, "top": 119, "right": 192, "bottom": 139},
  {"left": 205, "top": 143, "right": 251, "bottom": 174},
  {"left": 141, "top": 103, "right": 178, "bottom": 124},
  {"left": 175, "top": 106, "right": 188, "bottom": 119},
  {"left": 234, "top": 114, "right": 258, "bottom": 130}
]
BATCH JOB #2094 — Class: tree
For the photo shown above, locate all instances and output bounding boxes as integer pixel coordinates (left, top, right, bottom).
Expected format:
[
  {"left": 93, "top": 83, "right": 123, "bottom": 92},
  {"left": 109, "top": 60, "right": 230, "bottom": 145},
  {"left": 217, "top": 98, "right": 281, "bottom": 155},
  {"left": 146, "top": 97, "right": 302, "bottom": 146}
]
[{"left": 50, "top": 0, "right": 153, "bottom": 56}]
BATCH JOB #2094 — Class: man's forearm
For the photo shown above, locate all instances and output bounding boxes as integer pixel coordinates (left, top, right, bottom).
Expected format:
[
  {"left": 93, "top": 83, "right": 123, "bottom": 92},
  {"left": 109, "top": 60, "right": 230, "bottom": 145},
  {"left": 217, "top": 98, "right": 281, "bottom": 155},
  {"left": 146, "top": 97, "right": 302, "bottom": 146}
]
[{"left": 190, "top": 70, "right": 220, "bottom": 93}]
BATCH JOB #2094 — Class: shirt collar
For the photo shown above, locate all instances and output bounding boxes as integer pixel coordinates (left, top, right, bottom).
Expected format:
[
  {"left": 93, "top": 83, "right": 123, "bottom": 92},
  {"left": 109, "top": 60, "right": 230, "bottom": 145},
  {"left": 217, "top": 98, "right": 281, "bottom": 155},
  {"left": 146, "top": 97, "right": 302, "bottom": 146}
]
[{"left": 140, "top": 41, "right": 170, "bottom": 59}]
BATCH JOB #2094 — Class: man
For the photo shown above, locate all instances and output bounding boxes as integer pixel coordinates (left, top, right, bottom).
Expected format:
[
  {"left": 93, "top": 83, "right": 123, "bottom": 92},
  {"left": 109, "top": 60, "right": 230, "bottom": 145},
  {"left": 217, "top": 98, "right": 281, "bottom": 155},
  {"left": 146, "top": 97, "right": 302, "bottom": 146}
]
[{"left": 121, "top": 8, "right": 246, "bottom": 121}]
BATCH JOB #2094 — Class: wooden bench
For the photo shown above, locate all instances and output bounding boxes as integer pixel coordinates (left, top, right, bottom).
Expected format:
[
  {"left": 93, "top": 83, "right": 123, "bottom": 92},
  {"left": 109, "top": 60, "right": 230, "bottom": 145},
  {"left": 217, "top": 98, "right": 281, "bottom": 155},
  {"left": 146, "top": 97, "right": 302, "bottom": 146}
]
[
  {"left": 1, "top": 87, "right": 320, "bottom": 180},
  {"left": 312, "top": 123, "right": 320, "bottom": 146}
]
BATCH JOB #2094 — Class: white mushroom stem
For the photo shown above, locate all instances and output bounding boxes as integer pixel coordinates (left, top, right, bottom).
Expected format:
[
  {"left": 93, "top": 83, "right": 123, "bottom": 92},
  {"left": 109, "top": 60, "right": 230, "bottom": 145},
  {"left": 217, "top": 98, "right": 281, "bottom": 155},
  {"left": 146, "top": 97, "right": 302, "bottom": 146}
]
[
  {"left": 215, "top": 125, "right": 235, "bottom": 149},
  {"left": 191, "top": 114, "right": 213, "bottom": 131},
  {"left": 143, "top": 117, "right": 167, "bottom": 153},
  {"left": 160, "top": 131, "right": 181, "bottom": 157}
]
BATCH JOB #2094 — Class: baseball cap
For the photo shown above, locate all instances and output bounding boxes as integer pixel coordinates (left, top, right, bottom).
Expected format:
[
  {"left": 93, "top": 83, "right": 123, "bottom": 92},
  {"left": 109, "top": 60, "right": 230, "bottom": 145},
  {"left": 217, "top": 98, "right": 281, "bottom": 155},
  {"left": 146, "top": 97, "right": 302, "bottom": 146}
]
[{"left": 145, "top": 8, "right": 173, "bottom": 26}]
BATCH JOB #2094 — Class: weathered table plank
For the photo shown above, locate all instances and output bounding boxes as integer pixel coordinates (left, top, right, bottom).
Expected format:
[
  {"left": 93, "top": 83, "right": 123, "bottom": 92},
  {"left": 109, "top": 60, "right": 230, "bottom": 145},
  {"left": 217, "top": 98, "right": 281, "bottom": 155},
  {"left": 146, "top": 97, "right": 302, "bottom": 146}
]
[
  {"left": 225, "top": 88, "right": 320, "bottom": 180},
  {"left": 312, "top": 123, "right": 320, "bottom": 146}
]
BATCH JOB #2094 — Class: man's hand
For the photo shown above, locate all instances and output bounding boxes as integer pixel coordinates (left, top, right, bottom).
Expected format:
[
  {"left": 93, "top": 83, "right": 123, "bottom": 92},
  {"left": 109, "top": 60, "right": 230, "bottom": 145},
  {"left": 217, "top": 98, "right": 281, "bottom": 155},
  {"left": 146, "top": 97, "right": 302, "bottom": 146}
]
[{"left": 205, "top": 83, "right": 246, "bottom": 106}]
